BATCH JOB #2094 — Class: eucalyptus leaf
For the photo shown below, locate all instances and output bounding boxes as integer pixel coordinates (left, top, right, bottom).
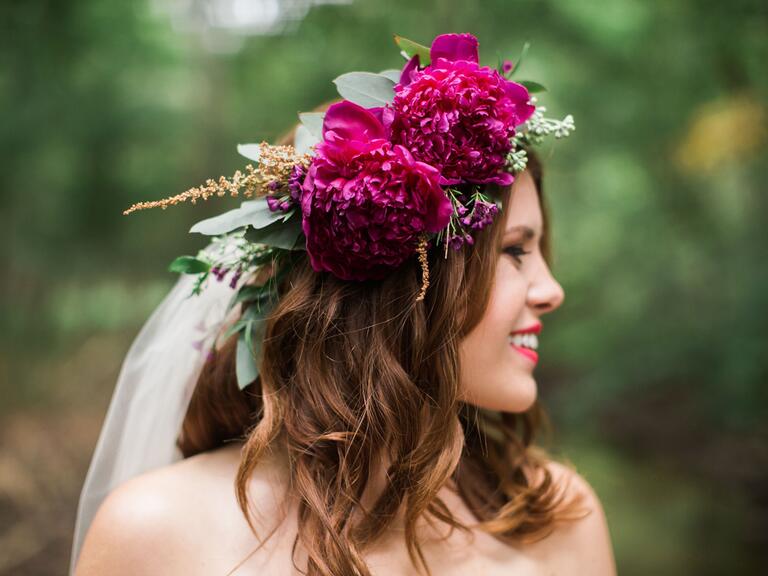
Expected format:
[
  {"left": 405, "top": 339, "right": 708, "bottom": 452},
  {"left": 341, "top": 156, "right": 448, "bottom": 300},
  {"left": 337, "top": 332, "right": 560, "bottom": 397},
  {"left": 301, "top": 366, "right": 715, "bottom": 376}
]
[
  {"left": 293, "top": 124, "right": 320, "bottom": 155},
  {"left": 333, "top": 72, "right": 396, "bottom": 108},
  {"left": 299, "top": 112, "right": 325, "bottom": 140},
  {"left": 379, "top": 68, "right": 402, "bottom": 83},
  {"left": 251, "top": 313, "right": 267, "bottom": 354},
  {"left": 293, "top": 124, "right": 317, "bottom": 156},
  {"left": 224, "top": 317, "right": 249, "bottom": 339},
  {"left": 519, "top": 80, "right": 547, "bottom": 94},
  {"left": 246, "top": 214, "right": 304, "bottom": 250},
  {"left": 280, "top": 209, "right": 295, "bottom": 222},
  {"left": 168, "top": 256, "right": 210, "bottom": 274},
  {"left": 243, "top": 295, "right": 274, "bottom": 319},
  {"left": 228, "top": 283, "right": 270, "bottom": 313},
  {"left": 237, "top": 143, "right": 262, "bottom": 163},
  {"left": 393, "top": 35, "right": 430, "bottom": 65},
  {"left": 189, "top": 198, "right": 281, "bottom": 236},
  {"left": 234, "top": 284, "right": 273, "bottom": 306},
  {"left": 236, "top": 324, "right": 259, "bottom": 390}
]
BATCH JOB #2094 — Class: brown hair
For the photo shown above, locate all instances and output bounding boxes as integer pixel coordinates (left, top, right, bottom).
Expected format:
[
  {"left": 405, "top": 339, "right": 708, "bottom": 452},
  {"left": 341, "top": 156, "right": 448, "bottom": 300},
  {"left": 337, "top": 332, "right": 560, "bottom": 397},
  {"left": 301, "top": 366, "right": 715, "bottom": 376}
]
[{"left": 179, "top": 122, "right": 587, "bottom": 575}]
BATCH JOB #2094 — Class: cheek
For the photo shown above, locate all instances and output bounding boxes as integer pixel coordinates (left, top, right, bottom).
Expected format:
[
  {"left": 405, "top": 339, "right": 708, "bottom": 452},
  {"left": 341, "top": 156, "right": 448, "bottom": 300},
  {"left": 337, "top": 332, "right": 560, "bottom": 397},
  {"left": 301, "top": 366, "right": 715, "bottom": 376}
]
[
  {"left": 458, "top": 268, "right": 533, "bottom": 411},
  {"left": 485, "top": 265, "right": 528, "bottom": 328}
]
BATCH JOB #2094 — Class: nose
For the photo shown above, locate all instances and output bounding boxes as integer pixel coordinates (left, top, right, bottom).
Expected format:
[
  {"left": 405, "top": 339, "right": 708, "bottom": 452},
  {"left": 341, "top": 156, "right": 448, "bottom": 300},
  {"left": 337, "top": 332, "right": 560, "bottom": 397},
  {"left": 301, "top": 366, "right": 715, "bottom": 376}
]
[{"left": 527, "top": 259, "right": 565, "bottom": 314}]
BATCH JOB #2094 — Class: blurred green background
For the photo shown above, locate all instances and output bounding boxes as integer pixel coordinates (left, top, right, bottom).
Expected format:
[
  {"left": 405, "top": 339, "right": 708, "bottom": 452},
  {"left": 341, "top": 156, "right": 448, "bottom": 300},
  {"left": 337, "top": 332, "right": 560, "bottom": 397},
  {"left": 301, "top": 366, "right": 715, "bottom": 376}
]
[{"left": 1, "top": 0, "right": 766, "bottom": 573}]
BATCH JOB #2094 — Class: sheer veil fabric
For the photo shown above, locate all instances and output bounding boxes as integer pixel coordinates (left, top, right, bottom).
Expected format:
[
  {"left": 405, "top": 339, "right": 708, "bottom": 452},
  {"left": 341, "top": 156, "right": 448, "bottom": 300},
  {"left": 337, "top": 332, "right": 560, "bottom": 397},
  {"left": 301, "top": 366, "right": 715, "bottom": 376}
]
[{"left": 69, "top": 274, "right": 238, "bottom": 574}]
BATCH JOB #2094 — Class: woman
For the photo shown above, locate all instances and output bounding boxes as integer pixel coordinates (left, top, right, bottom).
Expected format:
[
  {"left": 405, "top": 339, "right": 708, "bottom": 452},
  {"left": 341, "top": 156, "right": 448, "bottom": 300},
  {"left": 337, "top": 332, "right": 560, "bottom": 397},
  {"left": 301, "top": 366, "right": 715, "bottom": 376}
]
[{"left": 73, "top": 33, "right": 616, "bottom": 575}]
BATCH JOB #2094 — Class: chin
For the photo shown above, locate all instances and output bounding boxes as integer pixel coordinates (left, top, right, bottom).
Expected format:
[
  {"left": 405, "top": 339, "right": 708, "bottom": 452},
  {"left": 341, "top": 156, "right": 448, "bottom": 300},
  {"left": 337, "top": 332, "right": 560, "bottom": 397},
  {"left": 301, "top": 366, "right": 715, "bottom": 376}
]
[
  {"left": 500, "top": 376, "right": 537, "bottom": 413},
  {"left": 464, "top": 374, "right": 538, "bottom": 413}
]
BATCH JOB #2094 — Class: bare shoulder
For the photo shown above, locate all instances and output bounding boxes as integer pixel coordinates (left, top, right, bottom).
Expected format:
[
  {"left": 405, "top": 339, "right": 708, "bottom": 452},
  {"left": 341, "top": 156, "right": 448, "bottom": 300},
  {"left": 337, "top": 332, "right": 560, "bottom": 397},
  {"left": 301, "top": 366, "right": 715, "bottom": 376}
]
[
  {"left": 532, "top": 459, "right": 617, "bottom": 576},
  {"left": 74, "top": 442, "right": 276, "bottom": 576}
]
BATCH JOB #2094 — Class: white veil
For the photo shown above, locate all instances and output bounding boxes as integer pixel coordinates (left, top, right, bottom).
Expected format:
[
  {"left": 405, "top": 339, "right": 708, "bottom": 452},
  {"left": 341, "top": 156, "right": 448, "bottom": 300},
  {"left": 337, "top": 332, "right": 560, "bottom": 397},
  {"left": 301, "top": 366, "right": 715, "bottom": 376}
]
[
  {"left": 69, "top": 273, "right": 238, "bottom": 574},
  {"left": 70, "top": 128, "right": 310, "bottom": 574}
]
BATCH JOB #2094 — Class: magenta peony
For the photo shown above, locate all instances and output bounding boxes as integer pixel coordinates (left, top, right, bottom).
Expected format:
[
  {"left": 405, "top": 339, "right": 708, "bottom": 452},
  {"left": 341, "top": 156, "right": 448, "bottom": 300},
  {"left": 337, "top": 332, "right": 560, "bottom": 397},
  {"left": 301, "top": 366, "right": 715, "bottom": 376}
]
[
  {"left": 390, "top": 33, "right": 535, "bottom": 186},
  {"left": 301, "top": 101, "right": 452, "bottom": 281}
]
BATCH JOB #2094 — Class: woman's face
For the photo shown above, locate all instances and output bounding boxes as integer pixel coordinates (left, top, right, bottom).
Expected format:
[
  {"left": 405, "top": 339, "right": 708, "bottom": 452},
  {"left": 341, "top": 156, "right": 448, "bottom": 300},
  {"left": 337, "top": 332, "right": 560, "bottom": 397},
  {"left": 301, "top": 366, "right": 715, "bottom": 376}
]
[{"left": 459, "top": 170, "right": 565, "bottom": 412}]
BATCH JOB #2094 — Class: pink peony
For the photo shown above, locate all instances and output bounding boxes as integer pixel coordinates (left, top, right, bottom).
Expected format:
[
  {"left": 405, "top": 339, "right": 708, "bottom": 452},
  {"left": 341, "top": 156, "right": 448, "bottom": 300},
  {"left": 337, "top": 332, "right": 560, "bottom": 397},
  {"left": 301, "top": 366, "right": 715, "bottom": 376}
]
[
  {"left": 301, "top": 101, "right": 452, "bottom": 281},
  {"left": 390, "top": 33, "right": 535, "bottom": 186}
]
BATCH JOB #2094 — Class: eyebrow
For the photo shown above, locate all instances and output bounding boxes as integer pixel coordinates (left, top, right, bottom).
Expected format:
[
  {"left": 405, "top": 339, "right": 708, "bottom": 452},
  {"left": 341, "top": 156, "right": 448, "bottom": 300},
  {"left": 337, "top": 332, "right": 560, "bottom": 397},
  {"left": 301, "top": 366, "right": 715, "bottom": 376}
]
[{"left": 504, "top": 226, "right": 536, "bottom": 241}]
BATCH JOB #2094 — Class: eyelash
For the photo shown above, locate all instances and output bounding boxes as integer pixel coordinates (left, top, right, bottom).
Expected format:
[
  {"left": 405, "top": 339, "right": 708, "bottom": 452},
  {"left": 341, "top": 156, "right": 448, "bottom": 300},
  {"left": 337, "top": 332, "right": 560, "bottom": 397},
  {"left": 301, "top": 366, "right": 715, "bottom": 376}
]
[{"left": 503, "top": 244, "right": 531, "bottom": 264}]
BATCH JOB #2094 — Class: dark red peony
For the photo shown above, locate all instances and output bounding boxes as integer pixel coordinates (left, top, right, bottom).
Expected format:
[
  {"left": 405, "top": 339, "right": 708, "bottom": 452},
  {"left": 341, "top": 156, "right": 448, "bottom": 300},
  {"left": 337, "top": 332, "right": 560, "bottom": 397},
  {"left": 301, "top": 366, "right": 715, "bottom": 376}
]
[
  {"left": 389, "top": 33, "right": 535, "bottom": 186},
  {"left": 300, "top": 101, "right": 452, "bottom": 281}
]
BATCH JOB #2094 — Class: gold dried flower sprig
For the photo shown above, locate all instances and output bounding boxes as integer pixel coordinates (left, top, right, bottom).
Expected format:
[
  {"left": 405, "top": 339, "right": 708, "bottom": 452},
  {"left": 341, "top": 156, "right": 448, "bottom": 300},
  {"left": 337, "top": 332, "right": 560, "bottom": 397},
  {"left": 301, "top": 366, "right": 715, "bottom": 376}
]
[
  {"left": 123, "top": 143, "right": 311, "bottom": 215},
  {"left": 414, "top": 234, "right": 430, "bottom": 302}
]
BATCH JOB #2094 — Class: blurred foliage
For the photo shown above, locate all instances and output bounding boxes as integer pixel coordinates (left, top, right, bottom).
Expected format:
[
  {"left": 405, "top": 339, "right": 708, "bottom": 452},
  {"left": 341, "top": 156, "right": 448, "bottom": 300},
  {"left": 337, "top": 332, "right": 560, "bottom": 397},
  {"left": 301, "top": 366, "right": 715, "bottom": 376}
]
[{"left": 1, "top": 0, "right": 767, "bottom": 574}]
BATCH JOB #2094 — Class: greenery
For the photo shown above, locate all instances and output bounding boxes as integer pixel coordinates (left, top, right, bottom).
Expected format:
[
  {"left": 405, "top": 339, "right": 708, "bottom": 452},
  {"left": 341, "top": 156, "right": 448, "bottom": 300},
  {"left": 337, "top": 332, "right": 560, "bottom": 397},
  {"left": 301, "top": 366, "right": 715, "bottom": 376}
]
[{"left": 1, "top": 0, "right": 766, "bottom": 574}]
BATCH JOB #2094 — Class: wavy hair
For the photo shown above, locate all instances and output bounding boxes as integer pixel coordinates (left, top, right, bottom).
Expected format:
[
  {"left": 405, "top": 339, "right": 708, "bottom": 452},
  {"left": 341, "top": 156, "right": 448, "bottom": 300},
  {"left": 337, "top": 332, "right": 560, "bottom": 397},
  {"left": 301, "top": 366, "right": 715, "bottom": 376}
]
[{"left": 179, "top": 122, "right": 588, "bottom": 575}]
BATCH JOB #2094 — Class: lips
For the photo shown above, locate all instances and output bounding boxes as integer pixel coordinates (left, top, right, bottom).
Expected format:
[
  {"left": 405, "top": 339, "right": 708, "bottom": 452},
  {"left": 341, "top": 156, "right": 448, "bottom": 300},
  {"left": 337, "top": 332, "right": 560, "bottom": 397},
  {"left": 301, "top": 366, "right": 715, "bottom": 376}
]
[
  {"left": 508, "top": 323, "right": 541, "bottom": 365},
  {"left": 511, "top": 345, "right": 539, "bottom": 364},
  {"left": 510, "top": 323, "right": 542, "bottom": 335}
]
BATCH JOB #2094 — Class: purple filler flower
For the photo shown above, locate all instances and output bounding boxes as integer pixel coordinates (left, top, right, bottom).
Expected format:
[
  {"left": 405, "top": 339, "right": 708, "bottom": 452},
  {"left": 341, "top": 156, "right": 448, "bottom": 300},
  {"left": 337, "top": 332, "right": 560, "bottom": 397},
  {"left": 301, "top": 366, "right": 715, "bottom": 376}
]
[
  {"left": 390, "top": 33, "right": 535, "bottom": 186},
  {"left": 266, "top": 164, "right": 307, "bottom": 213},
  {"left": 287, "top": 164, "right": 306, "bottom": 204},
  {"left": 461, "top": 197, "right": 499, "bottom": 231},
  {"left": 266, "top": 195, "right": 290, "bottom": 212},
  {"left": 301, "top": 101, "right": 452, "bottom": 281},
  {"left": 446, "top": 195, "right": 499, "bottom": 251}
]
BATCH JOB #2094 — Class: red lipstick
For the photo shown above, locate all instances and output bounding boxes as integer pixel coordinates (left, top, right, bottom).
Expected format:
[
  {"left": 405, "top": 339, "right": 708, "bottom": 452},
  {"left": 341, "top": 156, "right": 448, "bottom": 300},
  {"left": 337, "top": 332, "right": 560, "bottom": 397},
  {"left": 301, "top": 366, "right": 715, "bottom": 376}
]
[
  {"left": 510, "top": 323, "right": 542, "bottom": 335},
  {"left": 508, "top": 323, "right": 541, "bottom": 365}
]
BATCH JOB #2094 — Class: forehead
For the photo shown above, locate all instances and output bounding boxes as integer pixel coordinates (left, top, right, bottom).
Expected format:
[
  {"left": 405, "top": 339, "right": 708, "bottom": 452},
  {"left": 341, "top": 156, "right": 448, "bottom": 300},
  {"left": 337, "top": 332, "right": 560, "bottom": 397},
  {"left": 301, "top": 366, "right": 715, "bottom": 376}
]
[{"left": 503, "top": 170, "right": 542, "bottom": 234}]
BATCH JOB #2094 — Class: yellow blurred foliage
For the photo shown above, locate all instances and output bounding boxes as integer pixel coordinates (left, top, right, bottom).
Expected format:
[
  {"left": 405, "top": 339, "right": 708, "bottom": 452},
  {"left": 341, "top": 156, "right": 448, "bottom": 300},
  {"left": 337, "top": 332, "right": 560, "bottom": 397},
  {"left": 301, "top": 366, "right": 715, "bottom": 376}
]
[{"left": 675, "top": 93, "right": 766, "bottom": 174}]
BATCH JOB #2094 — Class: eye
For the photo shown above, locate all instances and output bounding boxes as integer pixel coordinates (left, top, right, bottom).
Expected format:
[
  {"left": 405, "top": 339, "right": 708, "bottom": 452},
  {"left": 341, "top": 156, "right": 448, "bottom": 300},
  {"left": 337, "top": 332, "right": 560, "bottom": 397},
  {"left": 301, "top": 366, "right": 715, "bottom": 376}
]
[{"left": 502, "top": 244, "right": 531, "bottom": 265}]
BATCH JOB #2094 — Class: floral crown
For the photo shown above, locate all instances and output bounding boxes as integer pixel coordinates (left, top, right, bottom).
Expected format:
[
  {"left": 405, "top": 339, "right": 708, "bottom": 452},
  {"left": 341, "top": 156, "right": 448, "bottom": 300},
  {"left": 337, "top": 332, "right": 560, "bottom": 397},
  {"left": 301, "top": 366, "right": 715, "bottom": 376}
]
[{"left": 124, "top": 33, "right": 574, "bottom": 389}]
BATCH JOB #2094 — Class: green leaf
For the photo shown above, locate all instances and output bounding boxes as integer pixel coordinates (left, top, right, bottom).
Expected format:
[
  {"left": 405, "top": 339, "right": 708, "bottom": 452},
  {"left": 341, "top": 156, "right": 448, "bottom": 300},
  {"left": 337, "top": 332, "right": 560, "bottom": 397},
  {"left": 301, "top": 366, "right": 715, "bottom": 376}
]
[
  {"left": 237, "top": 143, "right": 262, "bottom": 162},
  {"left": 393, "top": 35, "right": 430, "bottom": 66},
  {"left": 236, "top": 323, "right": 259, "bottom": 390},
  {"left": 189, "top": 198, "right": 281, "bottom": 236},
  {"left": 509, "top": 41, "right": 530, "bottom": 78},
  {"left": 245, "top": 214, "right": 304, "bottom": 251},
  {"left": 332, "top": 72, "right": 396, "bottom": 108},
  {"left": 168, "top": 256, "right": 210, "bottom": 274},
  {"left": 379, "top": 68, "right": 402, "bottom": 83},
  {"left": 519, "top": 80, "right": 547, "bottom": 94}
]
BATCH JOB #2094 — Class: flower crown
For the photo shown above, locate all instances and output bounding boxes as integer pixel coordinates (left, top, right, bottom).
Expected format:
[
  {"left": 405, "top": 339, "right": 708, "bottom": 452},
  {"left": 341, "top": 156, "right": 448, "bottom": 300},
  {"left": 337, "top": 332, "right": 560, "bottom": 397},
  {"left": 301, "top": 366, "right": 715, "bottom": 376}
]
[{"left": 124, "top": 33, "right": 574, "bottom": 389}]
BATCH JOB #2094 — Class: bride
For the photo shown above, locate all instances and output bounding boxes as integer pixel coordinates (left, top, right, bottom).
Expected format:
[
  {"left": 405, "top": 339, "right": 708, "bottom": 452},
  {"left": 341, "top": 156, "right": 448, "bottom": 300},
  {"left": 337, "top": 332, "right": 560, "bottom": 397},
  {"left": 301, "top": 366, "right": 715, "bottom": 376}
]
[{"left": 71, "top": 33, "right": 616, "bottom": 575}]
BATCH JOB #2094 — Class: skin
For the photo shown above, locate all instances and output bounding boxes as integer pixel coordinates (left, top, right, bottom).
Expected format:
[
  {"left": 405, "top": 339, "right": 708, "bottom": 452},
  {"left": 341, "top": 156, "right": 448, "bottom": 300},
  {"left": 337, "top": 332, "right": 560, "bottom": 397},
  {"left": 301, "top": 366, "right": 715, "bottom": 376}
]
[
  {"left": 75, "top": 170, "right": 616, "bottom": 575},
  {"left": 459, "top": 169, "right": 565, "bottom": 412}
]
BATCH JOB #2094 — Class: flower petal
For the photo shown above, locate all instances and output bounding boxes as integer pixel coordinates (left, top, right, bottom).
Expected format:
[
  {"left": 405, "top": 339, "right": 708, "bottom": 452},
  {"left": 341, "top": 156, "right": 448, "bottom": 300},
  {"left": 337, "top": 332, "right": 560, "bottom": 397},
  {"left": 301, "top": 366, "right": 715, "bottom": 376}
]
[
  {"left": 504, "top": 81, "right": 536, "bottom": 124},
  {"left": 399, "top": 54, "right": 421, "bottom": 88},
  {"left": 322, "top": 100, "right": 386, "bottom": 144},
  {"left": 368, "top": 106, "right": 396, "bottom": 133},
  {"left": 504, "top": 80, "right": 531, "bottom": 103},
  {"left": 430, "top": 33, "right": 479, "bottom": 64}
]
